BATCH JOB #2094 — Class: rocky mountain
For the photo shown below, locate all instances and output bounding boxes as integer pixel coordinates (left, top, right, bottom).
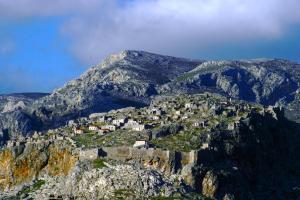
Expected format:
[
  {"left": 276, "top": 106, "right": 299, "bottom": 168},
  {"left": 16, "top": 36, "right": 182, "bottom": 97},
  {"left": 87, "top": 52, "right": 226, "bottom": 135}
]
[
  {"left": 161, "top": 59, "right": 300, "bottom": 121},
  {"left": 2, "top": 50, "right": 202, "bottom": 136},
  {"left": 1, "top": 50, "right": 300, "bottom": 137},
  {"left": 0, "top": 93, "right": 48, "bottom": 113},
  {"left": 0, "top": 93, "right": 49, "bottom": 143}
]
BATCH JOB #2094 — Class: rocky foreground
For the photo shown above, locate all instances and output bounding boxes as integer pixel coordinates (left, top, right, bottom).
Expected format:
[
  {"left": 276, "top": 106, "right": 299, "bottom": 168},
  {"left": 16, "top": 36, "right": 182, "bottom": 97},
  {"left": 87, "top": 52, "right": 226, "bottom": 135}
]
[{"left": 1, "top": 93, "right": 300, "bottom": 200}]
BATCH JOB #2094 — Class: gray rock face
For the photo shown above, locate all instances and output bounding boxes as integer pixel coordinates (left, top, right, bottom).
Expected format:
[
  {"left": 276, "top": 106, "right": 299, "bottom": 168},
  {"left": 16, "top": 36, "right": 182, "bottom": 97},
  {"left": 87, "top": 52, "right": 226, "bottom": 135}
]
[
  {"left": 0, "top": 111, "right": 34, "bottom": 137},
  {"left": 163, "top": 59, "right": 300, "bottom": 105},
  {"left": 27, "top": 164, "right": 183, "bottom": 200},
  {"left": 0, "top": 93, "right": 48, "bottom": 113},
  {"left": 1, "top": 50, "right": 300, "bottom": 135},
  {"left": 23, "top": 50, "right": 202, "bottom": 133},
  {"left": 0, "top": 93, "right": 48, "bottom": 137},
  {"left": 161, "top": 59, "right": 300, "bottom": 122}
]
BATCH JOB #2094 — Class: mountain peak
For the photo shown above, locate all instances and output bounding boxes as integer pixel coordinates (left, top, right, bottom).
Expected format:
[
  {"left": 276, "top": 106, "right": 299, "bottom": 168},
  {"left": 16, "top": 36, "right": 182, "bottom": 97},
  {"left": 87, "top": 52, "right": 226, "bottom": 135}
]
[
  {"left": 96, "top": 50, "right": 203, "bottom": 69},
  {"left": 2, "top": 51, "right": 300, "bottom": 136}
]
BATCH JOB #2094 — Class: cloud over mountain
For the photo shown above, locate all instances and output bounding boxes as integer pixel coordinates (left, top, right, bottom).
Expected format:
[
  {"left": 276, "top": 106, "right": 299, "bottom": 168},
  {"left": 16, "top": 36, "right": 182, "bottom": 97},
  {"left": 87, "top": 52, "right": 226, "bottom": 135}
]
[{"left": 1, "top": 0, "right": 300, "bottom": 65}]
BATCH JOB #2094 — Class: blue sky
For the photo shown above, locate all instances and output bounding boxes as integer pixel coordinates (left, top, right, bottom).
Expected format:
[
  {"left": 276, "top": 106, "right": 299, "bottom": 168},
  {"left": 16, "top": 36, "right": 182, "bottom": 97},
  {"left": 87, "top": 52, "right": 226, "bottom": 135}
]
[
  {"left": 0, "top": 17, "right": 83, "bottom": 93},
  {"left": 0, "top": 0, "right": 300, "bottom": 94}
]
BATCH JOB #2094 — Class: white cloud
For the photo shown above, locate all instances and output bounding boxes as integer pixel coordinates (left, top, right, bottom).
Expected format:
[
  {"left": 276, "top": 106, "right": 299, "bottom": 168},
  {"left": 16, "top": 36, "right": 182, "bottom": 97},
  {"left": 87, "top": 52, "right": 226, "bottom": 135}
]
[
  {"left": 0, "top": 0, "right": 108, "bottom": 17},
  {"left": 1, "top": 0, "right": 300, "bottom": 65}
]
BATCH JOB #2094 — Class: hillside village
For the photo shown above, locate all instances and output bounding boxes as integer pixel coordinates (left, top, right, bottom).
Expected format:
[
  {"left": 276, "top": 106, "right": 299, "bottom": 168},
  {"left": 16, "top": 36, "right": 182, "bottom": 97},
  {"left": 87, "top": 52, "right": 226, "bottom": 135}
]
[{"left": 4, "top": 92, "right": 280, "bottom": 152}]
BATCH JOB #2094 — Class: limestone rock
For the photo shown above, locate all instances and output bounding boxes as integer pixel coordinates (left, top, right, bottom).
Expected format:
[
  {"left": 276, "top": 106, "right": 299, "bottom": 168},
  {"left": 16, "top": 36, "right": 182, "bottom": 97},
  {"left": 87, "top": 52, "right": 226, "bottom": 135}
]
[{"left": 202, "top": 171, "right": 219, "bottom": 199}]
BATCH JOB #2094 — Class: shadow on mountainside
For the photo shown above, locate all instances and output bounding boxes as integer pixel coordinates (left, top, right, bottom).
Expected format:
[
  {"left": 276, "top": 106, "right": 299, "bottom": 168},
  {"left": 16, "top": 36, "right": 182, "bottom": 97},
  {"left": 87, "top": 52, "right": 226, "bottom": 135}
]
[{"left": 192, "top": 111, "right": 300, "bottom": 200}]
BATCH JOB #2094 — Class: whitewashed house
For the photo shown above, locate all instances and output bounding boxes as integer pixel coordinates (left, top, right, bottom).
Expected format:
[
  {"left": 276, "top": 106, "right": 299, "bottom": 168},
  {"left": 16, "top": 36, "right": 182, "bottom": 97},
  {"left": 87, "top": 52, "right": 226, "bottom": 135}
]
[
  {"left": 89, "top": 125, "right": 99, "bottom": 131},
  {"left": 181, "top": 115, "right": 188, "bottom": 120},
  {"left": 152, "top": 115, "right": 160, "bottom": 120},
  {"left": 185, "top": 103, "right": 192, "bottom": 109},
  {"left": 127, "top": 119, "right": 138, "bottom": 125},
  {"left": 124, "top": 119, "right": 139, "bottom": 129},
  {"left": 201, "top": 143, "right": 209, "bottom": 149},
  {"left": 132, "top": 124, "right": 145, "bottom": 131},
  {"left": 172, "top": 115, "right": 179, "bottom": 120},
  {"left": 101, "top": 125, "right": 116, "bottom": 131},
  {"left": 112, "top": 118, "right": 126, "bottom": 126},
  {"left": 193, "top": 120, "right": 208, "bottom": 128},
  {"left": 56, "top": 136, "right": 64, "bottom": 141},
  {"left": 74, "top": 127, "right": 84, "bottom": 134},
  {"left": 175, "top": 110, "right": 181, "bottom": 115},
  {"left": 133, "top": 140, "right": 149, "bottom": 148}
]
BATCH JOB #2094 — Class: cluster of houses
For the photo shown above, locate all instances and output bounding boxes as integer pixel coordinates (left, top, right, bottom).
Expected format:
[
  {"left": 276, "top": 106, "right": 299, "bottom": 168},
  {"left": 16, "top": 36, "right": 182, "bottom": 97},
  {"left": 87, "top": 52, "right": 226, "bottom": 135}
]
[
  {"left": 72, "top": 114, "right": 146, "bottom": 136},
  {"left": 68, "top": 93, "right": 256, "bottom": 144},
  {"left": 2, "top": 93, "right": 282, "bottom": 151}
]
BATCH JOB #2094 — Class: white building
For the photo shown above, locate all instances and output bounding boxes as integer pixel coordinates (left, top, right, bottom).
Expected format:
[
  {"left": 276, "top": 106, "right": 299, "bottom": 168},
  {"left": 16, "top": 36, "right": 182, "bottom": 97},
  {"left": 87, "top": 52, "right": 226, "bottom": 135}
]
[
  {"left": 201, "top": 143, "right": 209, "bottom": 149},
  {"left": 193, "top": 120, "right": 208, "bottom": 128},
  {"left": 124, "top": 119, "right": 139, "bottom": 129},
  {"left": 174, "top": 110, "right": 181, "bottom": 115},
  {"left": 127, "top": 119, "right": 138, "bottom": 125},
  {"left": 185, "top": 103, "right": 192, "bottom": 109},
  {"left": 152, "top": 116, "right": 160, "bottom": 120},
  {"left": 181, "top": 115, "right": 188, "bottom": 120},
  {"left": 172, "top": 115, "right": 179, "bottom": 120},
  {"left": 133, "top": 140, "right": 149, "bottom": 148},
  {"left": 74, "top": 128, "right": 84, "bottom": 134},
  {"left": 57, "top": 136, "right": 64, "bottom": 141},
  {"left": 101, "top": 125, "right": 116, "bottom": 131},
  {"left": 89, "top": 125, "right": 99, "bottom": 131},
  {"left": 112, "top": 118, "right": 125, "bottom": 126},
  {"left": 132, "top": 124, "right": 145, "bottom": 131}
]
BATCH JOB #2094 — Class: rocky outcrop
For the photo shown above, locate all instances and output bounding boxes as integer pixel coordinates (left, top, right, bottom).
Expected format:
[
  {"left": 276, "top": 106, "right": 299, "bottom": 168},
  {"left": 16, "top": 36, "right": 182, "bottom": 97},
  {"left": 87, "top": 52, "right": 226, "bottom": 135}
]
[
  {"left": 0, "top": 93, "right": 48, "bottom": 113},
  {"left": 151, "top": 123, "right": 183, "bottom": 139},
  {"left": 0, "top": 110, "right": 36, "bottom": 138},
  {"left": 202, "top": 171, "right": 219, "bottom": 199},
  {"left": 0, "top": 142, "right": 77, "bottom": 191},
  {"left": 0, "top": 93, "right": 48, "bottom": 138},
  {"left": 28, "top": 165, "right": 186, "bottom": 200},
  {"left": 187, "top": 106, "right": 300, "bottom": 200}
]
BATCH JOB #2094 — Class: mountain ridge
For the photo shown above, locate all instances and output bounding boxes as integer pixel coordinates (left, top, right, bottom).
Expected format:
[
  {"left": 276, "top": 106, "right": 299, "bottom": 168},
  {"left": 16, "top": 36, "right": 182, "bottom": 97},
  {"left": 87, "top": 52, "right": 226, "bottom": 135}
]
[{"left": 1, "top": 50, "right": 300, "bottom": 137}]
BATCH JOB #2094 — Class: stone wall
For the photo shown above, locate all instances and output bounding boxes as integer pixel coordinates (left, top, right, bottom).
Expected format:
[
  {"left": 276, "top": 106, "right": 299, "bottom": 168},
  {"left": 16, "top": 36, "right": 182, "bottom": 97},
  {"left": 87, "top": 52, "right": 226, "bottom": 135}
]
[
  {"left": 79, "top": 148, "right": 99, "bottom": 160},
  {"left": 98, "top": 147, "right": 198, "bottom": 174}
]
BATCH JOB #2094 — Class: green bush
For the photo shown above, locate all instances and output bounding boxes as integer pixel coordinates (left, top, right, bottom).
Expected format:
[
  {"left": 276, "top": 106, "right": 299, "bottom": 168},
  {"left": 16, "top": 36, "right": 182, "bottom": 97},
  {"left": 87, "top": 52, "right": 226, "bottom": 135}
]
[
  {"left": 92, "top": 158, "right": 106, "bottom": 169},
  {"left": 18, "top": 179, "right": 46, "bottom": 196}
]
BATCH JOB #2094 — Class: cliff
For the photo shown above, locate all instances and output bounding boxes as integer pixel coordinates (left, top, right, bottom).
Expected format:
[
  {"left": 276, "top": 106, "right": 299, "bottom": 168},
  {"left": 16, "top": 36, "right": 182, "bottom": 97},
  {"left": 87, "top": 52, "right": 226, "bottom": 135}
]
[{"left": 0, "top": 141, "right": 77, "bottom": 191}]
